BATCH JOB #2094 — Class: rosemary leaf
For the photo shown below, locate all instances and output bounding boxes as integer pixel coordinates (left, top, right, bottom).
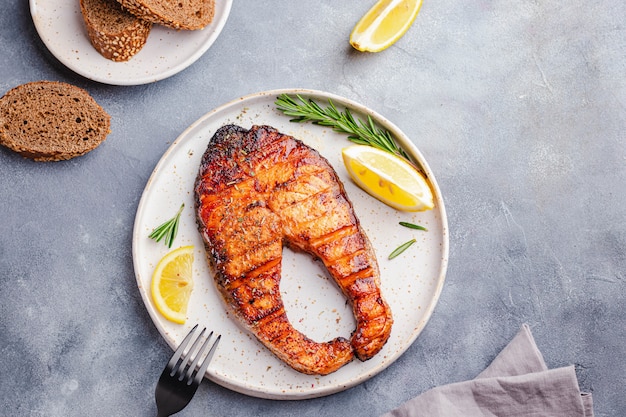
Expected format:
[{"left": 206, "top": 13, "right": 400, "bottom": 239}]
[
  {"left": 149, "top": 203, "right": 184, "bottom": 248},
  {"left": 149, "top": 226, "right": 169, "bottom": 241},
  {"left": 399, "top": 221, "right": 428, "bottom": 231},
  {"left": 275, "top": 94, "right": 410, "bottom": 161},
  {"left": 388, "top": 239, "right": 417, "bottom": 260}
]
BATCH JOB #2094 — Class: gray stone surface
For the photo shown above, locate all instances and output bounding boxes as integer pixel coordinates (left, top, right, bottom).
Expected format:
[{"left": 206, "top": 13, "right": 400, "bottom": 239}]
[{"left": 1, "top": 0, "right": 624, "bottom": 416}]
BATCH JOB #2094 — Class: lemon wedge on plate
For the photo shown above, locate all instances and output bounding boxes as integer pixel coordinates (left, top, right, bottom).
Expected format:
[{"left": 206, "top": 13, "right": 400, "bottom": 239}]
[
  {"left": 350, "top": 0, "right": 423, "bottom": 52},
  {"left": 151, "top": 245, "right": 195, "bottom": 324},
  {"left": 342, "top": 145, "right": 434, "bottom": 212}
]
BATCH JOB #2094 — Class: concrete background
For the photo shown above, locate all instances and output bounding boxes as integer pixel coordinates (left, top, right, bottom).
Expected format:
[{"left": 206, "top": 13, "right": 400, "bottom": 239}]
[{"left": 1, "top": 0, "right": 624, "bottom": 416}]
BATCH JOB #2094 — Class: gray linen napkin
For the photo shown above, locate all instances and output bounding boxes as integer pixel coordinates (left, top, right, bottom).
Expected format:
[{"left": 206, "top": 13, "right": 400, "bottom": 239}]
[{"left": 381, "top": 324, "right": 594, "bottom": 417}]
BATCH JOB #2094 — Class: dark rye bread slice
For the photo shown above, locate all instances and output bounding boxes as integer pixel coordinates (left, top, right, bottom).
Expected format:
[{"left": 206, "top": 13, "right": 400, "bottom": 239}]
[
  {"left": 0, "top": 81, "right": 111, "bottom": 162},
  {"left": 116, "top": 0, "right": 215, "bottom": 30},
  {"left": 80, "top": 0, "right": 152, "bottom": 62}
]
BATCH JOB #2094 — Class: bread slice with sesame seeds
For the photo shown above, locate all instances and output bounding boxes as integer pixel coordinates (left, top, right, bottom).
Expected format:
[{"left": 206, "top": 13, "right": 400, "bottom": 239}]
[
  {"left": 116, "top": 0, "right": 215, "bottom": 30},
  {"left": 0, "top": 81, "right": 111, "bottom": 162},
  {"left": 80, "top": 0, "right": 152, "bottom": 62}
]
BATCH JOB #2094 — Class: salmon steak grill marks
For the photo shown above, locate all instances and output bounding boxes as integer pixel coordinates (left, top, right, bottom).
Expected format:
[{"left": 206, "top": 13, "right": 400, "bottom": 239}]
[{"left": 194, "top": 124, "right": 393, "bottom": 375}]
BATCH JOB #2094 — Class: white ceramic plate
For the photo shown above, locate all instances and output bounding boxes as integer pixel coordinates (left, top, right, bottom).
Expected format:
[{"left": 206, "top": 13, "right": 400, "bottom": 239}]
[
  {"left": 132, "top": 89, "right": 449, "bottom": 399},
  {"left": 29, "top": 0, "right": 232, "bottom": 85}
]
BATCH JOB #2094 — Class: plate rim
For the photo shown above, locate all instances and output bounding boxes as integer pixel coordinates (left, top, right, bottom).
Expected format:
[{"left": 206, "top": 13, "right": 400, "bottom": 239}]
[
  {"left": 132, "top": 88, "right": 449, "bottom": 399},
  {"left": 29, "top": 0, "right": 233, "bottom": 85}
]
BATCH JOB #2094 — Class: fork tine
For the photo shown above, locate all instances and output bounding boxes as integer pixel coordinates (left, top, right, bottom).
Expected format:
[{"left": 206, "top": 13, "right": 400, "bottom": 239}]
[
  {"left": 184, "top": 331, "right": 213, "bottom": 383},
  {"left": 166, "top": 324, "right": 198, "bottom": 372},
  {"left": 193, "top": 334, "right": 221, "bottom": 385},
  {"left": 175, "top": 327, "right": 206, "bottom": 380}
]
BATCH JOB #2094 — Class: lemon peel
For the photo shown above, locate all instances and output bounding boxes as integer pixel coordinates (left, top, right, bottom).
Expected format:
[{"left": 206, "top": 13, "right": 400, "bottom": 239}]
[
  {"left": 350, "top": 0, "right": 423, "bottom": 52},
  {"left": 342, "top": 145, "right": 434, "bottom": 212},
  {"left": 151, "top": 245, "right": 194, "bottom": 324}
]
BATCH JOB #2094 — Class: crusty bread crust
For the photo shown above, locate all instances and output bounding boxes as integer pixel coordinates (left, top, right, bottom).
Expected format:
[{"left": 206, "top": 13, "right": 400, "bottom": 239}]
[
  {"left": 80, "top": 0, "right": 152, "bottom": 62},
  {"left": 116, "top": 0, "right": 215, "bottom": 30},
  {"left": 0, "top": 81, "right": 111, "bottom": 162}
]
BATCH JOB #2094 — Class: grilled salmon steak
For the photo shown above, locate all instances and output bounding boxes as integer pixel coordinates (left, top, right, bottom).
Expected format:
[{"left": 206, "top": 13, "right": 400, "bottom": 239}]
[{"left": 194, "top": 124, "right": 393, "bottom": 375}]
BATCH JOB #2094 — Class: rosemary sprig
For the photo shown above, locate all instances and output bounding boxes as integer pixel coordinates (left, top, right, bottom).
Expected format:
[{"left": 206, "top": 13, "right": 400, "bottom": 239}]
[
  {"left": 149, "top": 203, "right": 184, "bottom": 248},
  {"left": 275, "top": 94, "right": 410, "bottom": 161},
  {"left": 399, "top": 221, "right": 428, "bottom": 231},
  {"left": 388, "top": 239, "right": 417, "bottom": 260}
]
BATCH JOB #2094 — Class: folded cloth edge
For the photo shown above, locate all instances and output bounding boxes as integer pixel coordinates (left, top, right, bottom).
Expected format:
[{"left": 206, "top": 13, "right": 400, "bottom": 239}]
[
  {"left": 477, "top": 323, "right": 548, "bottom": 379},
  {"left": 380, "top": 324, "right": 594, "bottom": 417}
]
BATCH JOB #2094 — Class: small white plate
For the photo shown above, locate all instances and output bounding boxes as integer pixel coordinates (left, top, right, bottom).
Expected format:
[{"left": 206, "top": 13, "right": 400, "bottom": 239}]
[
  {"left": 29, "top": 0, "right": 232, "bottom": 85},
  {"left": 132, "top": 89, "right": 449, "bottom": 399}
]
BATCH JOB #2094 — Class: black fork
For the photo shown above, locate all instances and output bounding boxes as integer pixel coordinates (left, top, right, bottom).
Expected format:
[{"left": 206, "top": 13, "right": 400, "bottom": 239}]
[{"left": 154, "top": 325, "right": 221, "bottom": 417}]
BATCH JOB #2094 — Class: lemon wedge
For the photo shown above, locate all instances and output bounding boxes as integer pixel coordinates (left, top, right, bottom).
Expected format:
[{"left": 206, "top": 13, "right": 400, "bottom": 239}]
[
  {"left": 342, "top": 145, "right": 434, "bottom": 212},
  {"left": 151, "top": 245, "right": 194, "bottom": 324},
  {"left": 350, "top": 0, "right": 423, "bottom": 52}
]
